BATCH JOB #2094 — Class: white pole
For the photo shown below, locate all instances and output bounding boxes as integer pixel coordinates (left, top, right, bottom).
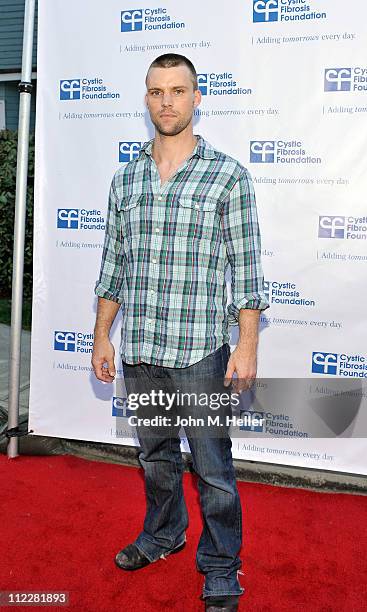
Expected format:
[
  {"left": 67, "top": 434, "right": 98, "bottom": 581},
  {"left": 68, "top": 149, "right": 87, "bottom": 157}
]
[{"left": 7, "top": 0, "right": 36, "bottom": 458}]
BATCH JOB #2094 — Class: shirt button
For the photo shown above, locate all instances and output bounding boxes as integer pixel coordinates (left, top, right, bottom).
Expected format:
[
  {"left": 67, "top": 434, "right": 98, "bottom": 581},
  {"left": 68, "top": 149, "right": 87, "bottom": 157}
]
[
  {"left": 152, "top": 258, "right": 157, "bottom": 264},
  {"left": 157, "top": 196, "right": 163, "bottom": 201},
  {"left": 150, "top": 289, "right": 155, "bottom": 294},
  {"left": 195, "top": 203, "right": 200, "bottom": 209},
  {"left": 146, "top": 318, "right": 151, "bottom": 324},
  {"left": 155, "top": 227, "right": 160, "bottom": 233}
]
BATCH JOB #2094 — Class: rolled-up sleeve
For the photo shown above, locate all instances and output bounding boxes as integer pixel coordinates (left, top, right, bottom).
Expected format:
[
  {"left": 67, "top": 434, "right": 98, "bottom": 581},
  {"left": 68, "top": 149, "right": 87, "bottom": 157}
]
[
  {"left": 94, "top": 174, "right": 125, "bottom": 303},
  {"left": 221, "top": 168, "right": 269, "bottom": 325}
]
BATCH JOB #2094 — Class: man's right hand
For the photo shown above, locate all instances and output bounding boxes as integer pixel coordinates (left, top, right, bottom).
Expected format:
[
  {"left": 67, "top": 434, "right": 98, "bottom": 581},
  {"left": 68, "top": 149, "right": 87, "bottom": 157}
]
[{"left": 91, "top": 336, "right": 116, "bottom": 383}]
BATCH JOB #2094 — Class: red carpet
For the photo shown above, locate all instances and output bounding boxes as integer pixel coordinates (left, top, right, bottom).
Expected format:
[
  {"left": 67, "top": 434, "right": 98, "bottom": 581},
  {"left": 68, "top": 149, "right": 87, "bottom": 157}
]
[{"left": 1, "top": 454, "right": 366, "bottom": 612}]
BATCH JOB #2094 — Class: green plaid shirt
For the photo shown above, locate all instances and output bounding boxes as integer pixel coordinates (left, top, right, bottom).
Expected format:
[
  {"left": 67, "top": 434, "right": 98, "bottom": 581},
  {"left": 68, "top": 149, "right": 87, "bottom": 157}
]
[{"left": 95, "top": 135, "right": 269, "bottom": 367}]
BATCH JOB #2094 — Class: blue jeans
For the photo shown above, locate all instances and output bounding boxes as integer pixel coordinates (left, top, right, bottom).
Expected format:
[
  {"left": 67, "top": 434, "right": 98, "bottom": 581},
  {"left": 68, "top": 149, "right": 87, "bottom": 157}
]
[{"left": 121, "top": 343, "right": 244, "bottom": 599}]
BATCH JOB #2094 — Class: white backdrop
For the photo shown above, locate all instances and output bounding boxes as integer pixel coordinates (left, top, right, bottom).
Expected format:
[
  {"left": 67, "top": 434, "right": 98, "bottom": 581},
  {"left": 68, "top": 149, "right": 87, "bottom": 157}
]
[{"left": 29, "top": 0, "right": 367, "bottom": 474}]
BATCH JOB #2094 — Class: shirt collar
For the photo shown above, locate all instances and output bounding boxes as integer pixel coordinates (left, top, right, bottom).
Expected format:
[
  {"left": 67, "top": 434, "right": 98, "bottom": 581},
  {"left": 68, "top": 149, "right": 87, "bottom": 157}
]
[{"left": 140, "top": 135, "right": 217, "bottom": 161}]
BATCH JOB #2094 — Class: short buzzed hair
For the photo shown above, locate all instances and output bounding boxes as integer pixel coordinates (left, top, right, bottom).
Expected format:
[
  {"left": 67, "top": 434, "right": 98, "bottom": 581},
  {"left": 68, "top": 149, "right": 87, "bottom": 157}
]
[{"left": 146, "top": 53, "right": 198, "bottom": 90}]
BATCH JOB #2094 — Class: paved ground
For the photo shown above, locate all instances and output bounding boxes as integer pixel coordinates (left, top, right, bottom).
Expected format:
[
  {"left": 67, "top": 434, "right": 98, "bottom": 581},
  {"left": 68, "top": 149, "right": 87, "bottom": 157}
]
[
  {"left": 1, "top": 323, "right": 366, "bottom": 494},
  {"left": 0, "top": 323, "right": 31, "bottom": 420}
]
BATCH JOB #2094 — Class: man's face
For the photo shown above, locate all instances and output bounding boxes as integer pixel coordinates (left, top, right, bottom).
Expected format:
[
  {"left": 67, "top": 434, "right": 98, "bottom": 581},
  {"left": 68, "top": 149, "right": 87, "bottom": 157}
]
[{"left": 145, "top": 64, "right": 201, "bottom": 137}]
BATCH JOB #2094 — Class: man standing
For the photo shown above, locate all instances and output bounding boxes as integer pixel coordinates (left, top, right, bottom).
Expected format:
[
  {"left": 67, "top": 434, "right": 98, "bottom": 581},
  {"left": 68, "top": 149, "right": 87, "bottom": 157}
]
[{"left": 92, "top": 54, "right": 269, "bottom": 611}]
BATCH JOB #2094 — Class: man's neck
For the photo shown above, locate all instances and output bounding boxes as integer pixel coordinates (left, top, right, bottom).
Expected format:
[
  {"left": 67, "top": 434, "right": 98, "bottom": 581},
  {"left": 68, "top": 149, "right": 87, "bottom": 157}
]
[{"left": 152, "top": 130, "right": 198, "bottom": 167}]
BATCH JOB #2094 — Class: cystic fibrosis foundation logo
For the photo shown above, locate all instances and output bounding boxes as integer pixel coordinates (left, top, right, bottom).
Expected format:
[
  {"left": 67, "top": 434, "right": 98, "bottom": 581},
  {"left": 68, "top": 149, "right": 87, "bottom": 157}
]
[
  {"left": 239, "top": 409, "right": 308, "bottom": 437},
  {"left": 264, "top": 280, "right": 315, "bottom": 307},
  {"left": 239, "top": 410, "right": 264, "bottom": 432},
  {"left": 197, "top": 72, "right": 252, "bottom": 96},
  {"left": 250, "top": 140, "right": 275, "bottom": 162},
  {"left": 312, "top": 352, "right": 338, "bottom": 375},
  {"left": 112, "top": 396, "right": 135, "bottom": 418},
  {"left": 318, "top": 216, "right": 367, "bottom": 241},
  {"left": 59, "top": 78, "right": 120, "bottom": 101},
  {"left": 54, "top": 331, "right": 94, "bottom": 354},
  {"left": 312, "top": 352, "right": 367, "bottom": 378},
  {"left": 250, "top": 140, "right": 321, "bottom": 164},
  {"left": 57, "top": 209, "right": 105, "bottom": 231},
  {"left": 252, "top": 0, "right": 326, "bottom": 23},
  {"left": 119, "top": 141, "right": 142, "bottom": 162},
  {"left": 324, "top": 67, "right": 367, "bottom": 92},
  {"left": 121, "top": 7, "right": 185, "bottom": 32}
]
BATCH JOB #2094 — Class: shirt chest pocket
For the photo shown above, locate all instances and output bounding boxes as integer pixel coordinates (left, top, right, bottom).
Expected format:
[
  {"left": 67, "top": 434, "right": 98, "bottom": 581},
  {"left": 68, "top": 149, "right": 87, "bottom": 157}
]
[
  {"left": 176, "top": 196, "right": 219, "bottom": 240},
  {"left": 117, "top": 195, "right": 145, "bottom": 239}
]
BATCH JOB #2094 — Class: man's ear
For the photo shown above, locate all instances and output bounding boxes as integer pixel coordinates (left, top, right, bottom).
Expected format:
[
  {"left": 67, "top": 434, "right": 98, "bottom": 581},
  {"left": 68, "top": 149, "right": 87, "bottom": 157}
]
[{"left": 193, "top": 89, "right": 202, "bottom": 109}]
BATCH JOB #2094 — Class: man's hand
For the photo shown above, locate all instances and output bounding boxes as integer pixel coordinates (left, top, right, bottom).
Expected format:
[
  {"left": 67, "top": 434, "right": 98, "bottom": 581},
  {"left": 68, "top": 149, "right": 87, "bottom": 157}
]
[
  {"left": 91, "top": 297, "right": 120, "bottom": 382},
  {"left": 223, "top": 308, "right": 260, "bottom": 393},
  {"left": 224, "top": 345, "right": 257, "bottom": 393},
  {"left": 91, "top": 335, "right": 116, "bottom": 383}
]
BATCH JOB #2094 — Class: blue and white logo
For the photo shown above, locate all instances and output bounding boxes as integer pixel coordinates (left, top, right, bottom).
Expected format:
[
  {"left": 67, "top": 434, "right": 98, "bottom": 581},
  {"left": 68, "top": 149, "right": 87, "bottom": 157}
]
[
  {"left": 250, "top": 141, "right": 275, "bottom": 163},
  {"left": 121, "top": 9, "right": 143, "bottom": 31},
  {"left": 197, "top": 71, "right": 251, "bottom": 96},
  {"left": 253, "top": 0, "right": 278, "bottom": 22},
  {"left": 318, "top": 216, "right": 345, "bottom": 238},
  {"left": 112, "top": 396, "right": 136, "bottom": 418},
  {"left": 121, "top": 7, "right": 185, "bottom": 33},
  {"left": 57, "top": 209, "right": 79, "bottom": 229},
  {"left": 197, "top": 74, "right": 208, "bottom": 96},
  {"left": 324, "top": 68, "right": 352, "bottom": 92},
  {"left": 324, "top": 66, "right": 367, "bottom": 92},
  {"left": 318, "top": 215, "right": 367, "bottom": 241},
  {"left": 119, "top": 141, "right": 142, "bottom": 162},
  {"left": 239, "top": 410, "right": 264, "bottom": 432},
  {"left": 250, "top": 139, "right": 321, "bottom": 164},
  {"left": 239, "top": 408, "right": 308, "bottom": 437},
  {"left": 312, "top": 352, "right": 338, "bottom": 375},
  {"left": 54, "top": 331, "right": 76, "bottom": 352},
  {"left": 60, "top": 79, "right": 81, "bottom": 101},
  {"left": 60, "top": 78, "right": 120, "bottom": 101},
  {"left": 57, "top": 209, "right": 105, "bottom": 231},
  {"left": 54, "top": 331, "right": 94, "bottom": 353},
  {"left": 264, "top": 280, "right": 270, "bottom": 301},
  {"left": 253, "top": 0, "right": 326, "bottom": 24},
  {"left": 312, "top": 351, "right": 367, "bottom": 378},
  {"left": 264, "top": 280, "right": 315, "bottom": 307}
]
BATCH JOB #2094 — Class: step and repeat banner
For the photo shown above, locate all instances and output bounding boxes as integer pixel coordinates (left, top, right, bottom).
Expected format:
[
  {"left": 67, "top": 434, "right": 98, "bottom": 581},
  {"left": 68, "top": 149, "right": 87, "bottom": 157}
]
[{"left": 29, "top": 0, "right": 367, "bottom": 474}]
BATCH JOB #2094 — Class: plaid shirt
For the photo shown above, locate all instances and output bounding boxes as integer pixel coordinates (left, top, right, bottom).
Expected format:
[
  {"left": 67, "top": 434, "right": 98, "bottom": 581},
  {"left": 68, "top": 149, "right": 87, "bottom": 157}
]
[{"left": 94, "top": 135, "right": 269, "bottom": 368}]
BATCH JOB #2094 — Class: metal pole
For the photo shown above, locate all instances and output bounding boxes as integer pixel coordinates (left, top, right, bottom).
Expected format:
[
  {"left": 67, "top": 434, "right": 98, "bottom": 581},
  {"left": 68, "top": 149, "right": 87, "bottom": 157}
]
[{"left": 7, "top": 0, "right": 36, "bottom": 458}]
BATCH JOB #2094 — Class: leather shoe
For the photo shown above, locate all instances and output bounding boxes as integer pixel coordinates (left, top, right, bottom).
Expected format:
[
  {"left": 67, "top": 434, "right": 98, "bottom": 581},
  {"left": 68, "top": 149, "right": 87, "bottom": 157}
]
[
  {"left": 115, "top": 543, "right": 151, "bottom": 570},
  {"left": 205, "top": 595, "right": 239, "bottom": 611},
  {"left": 115, "top": 537, "right": 186, "bottom": 571},
  {"left": 205, "top": 606, "right": 238, "bottom": 612}
]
